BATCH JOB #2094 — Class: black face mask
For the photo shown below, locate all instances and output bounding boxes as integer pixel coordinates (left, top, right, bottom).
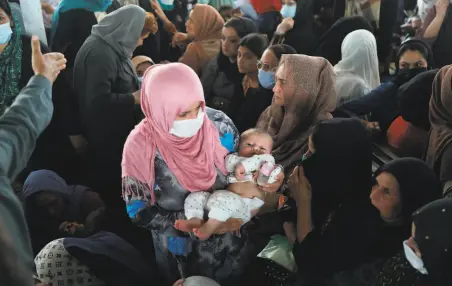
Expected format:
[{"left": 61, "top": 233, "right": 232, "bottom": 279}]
[{"left": 394, "top": 67, "right": 428, "bottom": 86}]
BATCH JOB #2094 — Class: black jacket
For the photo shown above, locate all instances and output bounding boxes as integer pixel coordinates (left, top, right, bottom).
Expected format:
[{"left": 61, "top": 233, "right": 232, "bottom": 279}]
[
  {"left": 51, "top": 9, "right": 98, "bottom": 69},
  {"left": 73, "top": 35, "right": 142, "bottom": 179}
]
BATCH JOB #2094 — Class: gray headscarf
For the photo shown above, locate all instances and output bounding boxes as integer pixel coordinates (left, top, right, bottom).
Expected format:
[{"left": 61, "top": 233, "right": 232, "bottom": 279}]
[{"left": 92, "top": 5, "right": 146, "bottom": 59}]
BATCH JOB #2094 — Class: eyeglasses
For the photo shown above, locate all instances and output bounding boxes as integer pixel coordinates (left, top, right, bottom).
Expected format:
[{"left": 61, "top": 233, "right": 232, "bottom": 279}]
[{"left": 257, "top": 60, "right": 277, "bottom": 72}]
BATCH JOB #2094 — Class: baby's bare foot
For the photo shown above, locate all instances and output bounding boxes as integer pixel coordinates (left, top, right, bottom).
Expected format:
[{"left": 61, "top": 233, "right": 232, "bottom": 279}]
[
  {"left": 193, "top": 227, "right": 213, "bottom": 240},
  {"left": 174, "top": 218, "right": 204, "bottom": 232}
]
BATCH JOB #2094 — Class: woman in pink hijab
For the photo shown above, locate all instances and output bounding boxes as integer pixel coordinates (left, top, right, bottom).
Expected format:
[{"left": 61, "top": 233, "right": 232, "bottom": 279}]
[{"left": 121, "top": 63, "right": 262, "bottom": 283}]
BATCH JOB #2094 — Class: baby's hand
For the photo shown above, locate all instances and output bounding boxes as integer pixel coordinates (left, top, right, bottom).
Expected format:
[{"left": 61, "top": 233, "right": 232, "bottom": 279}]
[{"left": 235, "top": 163, "right": 246, "bottom": 180}]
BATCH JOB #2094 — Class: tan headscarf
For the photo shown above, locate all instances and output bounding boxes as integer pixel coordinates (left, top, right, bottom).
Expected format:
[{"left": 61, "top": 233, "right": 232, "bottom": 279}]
[
  {"left": 257, "top": 55, "right": 337, "bottom": 171},
  {"left": 131, "top": 55, "right": 154, "bottom": 71},
  {"left": 426, "top": 65, "right": 452, "bottom": 174},
  {"left": 179, "top": 4, "right": 224, "bottom": 74}
]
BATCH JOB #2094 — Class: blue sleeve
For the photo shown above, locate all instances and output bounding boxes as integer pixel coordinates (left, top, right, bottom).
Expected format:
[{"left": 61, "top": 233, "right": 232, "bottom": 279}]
[{"left": 220, "top": 132, "right": 235, "bottom": 152}]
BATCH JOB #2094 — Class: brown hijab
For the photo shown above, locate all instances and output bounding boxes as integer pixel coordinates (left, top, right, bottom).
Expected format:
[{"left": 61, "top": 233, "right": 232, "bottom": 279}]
[
  {"left": 257, "top": 54, "right": 336, "bottom": 171},
  {"left": 179, "top": 4, "right": 224, "bottom": 74},
  {"left": 426, "top": 65, "right": 452, "bottom": 173}
]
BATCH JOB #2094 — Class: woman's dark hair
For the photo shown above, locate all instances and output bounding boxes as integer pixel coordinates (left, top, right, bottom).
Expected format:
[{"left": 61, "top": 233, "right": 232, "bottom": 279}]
[
  {"left": 239, "top": 33, "right": 268, "bottom": 58},
  {"left": 0, "top": 0, "right": 12, "bottom": 18},
  {"left": 268, "top": 44, "right": 297, "bottom": 61},
  {"left": 224, "top": 16, "right": 258, "bottom": 38},
  {"left": 396, "top": 39, "right": 434, "bottom": 69}
]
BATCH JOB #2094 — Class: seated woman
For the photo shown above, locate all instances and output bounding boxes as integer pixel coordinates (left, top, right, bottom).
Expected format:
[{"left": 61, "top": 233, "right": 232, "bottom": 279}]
[
  {"left": 335, "top": 38, "right": 434, "bottom": 132},
  {"left": 386, "top": 69, "right": 439, "bottom": 158},
  {"left": 288, "top": 133, "right": 442, "bottom": 283},
  {"left": 34, "top": 231, "right": 158, "bottom": 286},
  {"left": 0, "top": 1, "right": 49, "bottom": 115},
  {"left": 22, "top": 170, "right": 105, "bottom": 254},
  {"left": 426, "top": 65, "right": 452, "bottom": 197},
  {"left": 132, "top": 55, "right": 155, "bottom": 81},
  {"left": 233, "top": 33, "right": 270, "bottom": 132},
  {"left": 201, "top": 16, "right": 258, "bottom": 118},
  {"left": 257, "top": 54, "right": 336, "bottom": 174},
  {"left": 152, "top": 3, "right": 224, "bottom": 74},
  {"left": 121, "top": 63, "right": 284, "bottom": 283},
  {"left": 232, "top": 43, "right": 297, "bottom": 133},
  {"left": 334, "top": 29, "right": 380, "bottom": 105},
  {"left": 374, "top": 198, "right": 452, "bottom": 286},
  {"left": 0, "top": 1, "right": 85, "bottom": 183},
  {"left": 314, "top": 16, "right": 374, "bottom": 66}
]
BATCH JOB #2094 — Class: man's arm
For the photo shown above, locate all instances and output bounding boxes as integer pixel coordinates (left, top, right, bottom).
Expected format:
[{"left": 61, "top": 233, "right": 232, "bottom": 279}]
[{"left": 0, "top": 75, "right": 53, "bottom": 286}]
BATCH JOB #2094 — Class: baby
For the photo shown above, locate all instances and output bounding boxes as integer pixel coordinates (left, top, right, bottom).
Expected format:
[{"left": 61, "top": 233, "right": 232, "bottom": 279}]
[{"left": 175, "top": 129, "right": 283, "bottom": 240}]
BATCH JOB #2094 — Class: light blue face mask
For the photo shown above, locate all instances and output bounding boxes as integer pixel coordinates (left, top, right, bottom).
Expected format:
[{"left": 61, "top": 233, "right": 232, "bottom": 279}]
[
  {"left": 0, "top": 22, "right": 13, "bottom": 45},
  {"left": 258, "top": 69, "right": 275, "bottom": 89},
  {"left": 280, "top": 4, "right": 297, "bottom": 19},
  {"left": 137, "top": 76, "right": 143, "bottom": 86}
]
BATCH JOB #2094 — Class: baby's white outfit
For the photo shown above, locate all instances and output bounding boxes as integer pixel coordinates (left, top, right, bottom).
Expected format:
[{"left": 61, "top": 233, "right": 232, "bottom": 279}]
[
  {"left": 225, "top": 153, "right": 283, "bottom": 184},
  {"left": 183, "top": 153, "right": 282, "bottom": 223}
]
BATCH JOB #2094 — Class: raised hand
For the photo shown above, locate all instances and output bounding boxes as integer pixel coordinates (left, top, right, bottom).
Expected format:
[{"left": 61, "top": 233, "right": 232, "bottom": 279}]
[{"left": 31, "top": 36, "right": 66, "bottom": 84}]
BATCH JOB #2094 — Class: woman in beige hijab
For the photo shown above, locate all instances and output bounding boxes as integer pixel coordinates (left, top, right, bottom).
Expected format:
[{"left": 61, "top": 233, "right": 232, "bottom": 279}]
[
  {"left": 257, "top": 54, "right": 337, "bottom": 173},
  {"left": 152, "top": 2, "right": 224, "bottom": 74}
]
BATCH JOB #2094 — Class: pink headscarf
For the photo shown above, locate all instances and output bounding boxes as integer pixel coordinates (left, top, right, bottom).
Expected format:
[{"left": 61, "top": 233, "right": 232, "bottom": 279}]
[{"left": 121, "top": 63, "right": 228, "bottom": 203}]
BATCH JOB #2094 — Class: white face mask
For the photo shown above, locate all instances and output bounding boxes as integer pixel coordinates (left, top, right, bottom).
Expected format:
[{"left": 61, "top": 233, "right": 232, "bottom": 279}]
[
  {"left": 403, "top": 240, "right": 428, "bottom": 275},
  {"left": 170, "top": 109, "right": 204, "bottom": 138}
]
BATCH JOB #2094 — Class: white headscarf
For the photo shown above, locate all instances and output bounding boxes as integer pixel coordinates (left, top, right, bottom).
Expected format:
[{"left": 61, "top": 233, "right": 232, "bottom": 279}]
[{"left": 334, "top": 29, "right": 380, "bottom": 105}]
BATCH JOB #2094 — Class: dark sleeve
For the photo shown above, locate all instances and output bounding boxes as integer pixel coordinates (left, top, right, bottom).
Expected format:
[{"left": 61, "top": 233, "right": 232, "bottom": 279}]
[
  {"left": 51, "top": 11, "right": 76, "bottom": 53},
  {"left": 293, "top": 219, "right": 372, "bottom": 277},
  {"left": 20, "top": 36, "right": 50, "bottom": 89},
  {"left": 81, "top": 48, "right": 135, "bottom": 112},
  {"left": 440, "top": 143, "right": 452, "bottom": 184},
  {"left": 80, "top": 190, "right": 106, "bottom": 218},
  {"left": 0, "top": 76, "right": 53, "bottom": 285},
  {"left": 200, "top": 60, "right": 217, "bottom": 101},
  {"left": 334, "top": 82, "right": 397, "bottom": 117}
]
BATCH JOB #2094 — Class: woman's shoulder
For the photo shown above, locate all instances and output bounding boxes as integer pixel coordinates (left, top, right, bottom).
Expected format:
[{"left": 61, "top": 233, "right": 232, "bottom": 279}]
[
  {"left": 77, "top": 35, "right": 116, "bottom": 61},
  {"left": 206, "top": 107, "right": 238, "bottom": 133}
]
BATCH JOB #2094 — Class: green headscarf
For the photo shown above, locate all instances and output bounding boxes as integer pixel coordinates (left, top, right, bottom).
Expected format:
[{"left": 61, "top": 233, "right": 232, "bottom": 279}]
[{"left": 0, "top": 11, "right": 22, "bottom": 115}]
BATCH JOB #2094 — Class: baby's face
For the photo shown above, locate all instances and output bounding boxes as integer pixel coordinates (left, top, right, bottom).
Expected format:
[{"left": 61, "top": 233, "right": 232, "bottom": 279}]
[{"left": 238, "top": 134, "right": 273, "bottom": 157}]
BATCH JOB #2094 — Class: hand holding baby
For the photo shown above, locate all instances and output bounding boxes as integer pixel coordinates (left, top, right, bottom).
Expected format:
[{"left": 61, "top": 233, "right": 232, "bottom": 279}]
[{"left": 235, "top": 163, "right": 246, "bottom": 180}]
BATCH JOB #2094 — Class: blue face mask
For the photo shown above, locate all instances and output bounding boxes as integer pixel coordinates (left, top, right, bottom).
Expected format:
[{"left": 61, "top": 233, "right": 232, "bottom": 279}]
[
  {"left": 137, "top": 76, "right": 143, "bottom": 86},
  {"left": 258, "top": 69, "right": 275, "bottom": 89},
  {"left": 0, "top": 22, "right": 12, "bottom": 45},
  {"left": 280, "top": 4, "right": 297, "bottom": 19}
]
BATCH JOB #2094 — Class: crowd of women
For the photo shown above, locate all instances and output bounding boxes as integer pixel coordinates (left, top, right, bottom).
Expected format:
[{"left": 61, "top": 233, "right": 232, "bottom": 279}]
[{"left": 1, "top": 0, "right": 452, "bottom": 285}]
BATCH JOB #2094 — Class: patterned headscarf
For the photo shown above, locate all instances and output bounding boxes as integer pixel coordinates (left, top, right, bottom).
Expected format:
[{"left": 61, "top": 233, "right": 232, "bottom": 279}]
[
  {"left": 0, "top": 10, "right": 22, "bottom": 115},
  {"left": 257, "top": 54, "right": 336, "bottom": 171}
]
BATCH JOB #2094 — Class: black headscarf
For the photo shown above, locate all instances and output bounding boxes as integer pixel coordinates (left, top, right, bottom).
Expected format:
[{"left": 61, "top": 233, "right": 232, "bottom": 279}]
[
  {"left": 217, "top": 16, "right": 258, "bottom": 82},
  {"left": 397, "top": 69, "right": 439, "bottom": 131},
  {"left": 283, "top": 0, "right": 319, "bottom": 55},
  {"left": 314, "top": 16, "right": 373, "bottom": 66},
  {"left": 302, "top": 118, "right": 373, "bottom": 224},
  {"left": 375, "top": 158, "right": 442, "bottom": 222},
  {"left": 395, "top": 38, "right": 434, "bottom": 73},
  {"left": 432, "top": 6, "right": 452, "bottom": 68},
  {"left": 413, "top": 198, "right": 452, "bottom": 286},
  {"left": 224, "top": 16, "right": 258, "bottom": 38}
]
